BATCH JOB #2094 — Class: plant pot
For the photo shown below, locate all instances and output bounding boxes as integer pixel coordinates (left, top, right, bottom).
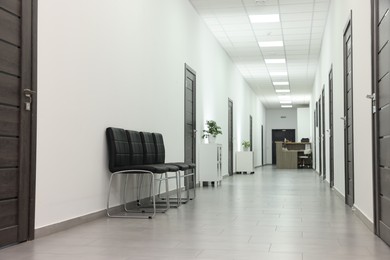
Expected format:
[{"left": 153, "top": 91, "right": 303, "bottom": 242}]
[
  {"left": 243, "top": 147, "right": 249, "bottom": 151},
  {"left": 208, "top": 136, "right": 216, "bottom": 144}
]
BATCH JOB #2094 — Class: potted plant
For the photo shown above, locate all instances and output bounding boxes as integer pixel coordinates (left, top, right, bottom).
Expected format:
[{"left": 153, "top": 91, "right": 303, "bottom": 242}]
[
  {"left": 202, "top": 120, "right": 222, "bottom": 143},
  {"left": 242, "top": 140, "right": 251, "bottom": 151}
]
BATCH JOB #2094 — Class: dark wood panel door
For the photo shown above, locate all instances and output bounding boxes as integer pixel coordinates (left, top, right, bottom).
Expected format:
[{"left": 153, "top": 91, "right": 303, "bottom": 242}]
[
  {"left": 373, "top": 0, "right": 390, "bottom": 246},
  {"left": 343, "top": 14, "right": 354, "bottom": 207},
  {"left": 184, "top": 64, "right": 196, "bottom": 188},
  {"left": 322, "top": 88, "right": 326, "bottom": 180},
  {"left": 0, "top": 0, "right": 36, "bottom": 247},
  {"left": 329, "top": 66, "right": 335, "bottom": 187},
  {"left": 249, "top": 115, "right": 253, "bottom": 151},
  {"left": 318, "top": 98, "right": 322, "bottom": 176},
  {"left": 228, "top": 99, "right": 233, "bottom": 176}
]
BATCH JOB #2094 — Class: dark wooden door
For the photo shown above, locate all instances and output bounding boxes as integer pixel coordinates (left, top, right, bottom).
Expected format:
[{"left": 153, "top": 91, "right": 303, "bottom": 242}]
[
  {"left": 0, "top": 0, "right": 36, "bottom": 247},
  {"left": 318, "top": 98, "right": 322, "bottom": 176},
  {"left": 343, "top": 14, "right": 354, "bottom": 207},
  {"left": 228, "top": 99, "right": 233, "bottom": 176},
  {"left": 373, "top": 0, "right": 390, "bottom": 245},
  {"left": 271, "top": 129, "right": 295, "bottom": 164},
  {"left": 313, "top": 109, "right": 316, "bottom": 169},
  {"left": 322, "top": 88, "right": 326, "bottom": 180},
  {"left": 249, "top": 115, "right": 253, "bottom": 151},
  {"left": 329, "top": 66, "right": 335, "bottom": 187},
  {"left": 261, "top": 125, "right": 264, "bottom": 166},
  {"left": 184, "top": 64, "right": 196, "bottom": 188}
]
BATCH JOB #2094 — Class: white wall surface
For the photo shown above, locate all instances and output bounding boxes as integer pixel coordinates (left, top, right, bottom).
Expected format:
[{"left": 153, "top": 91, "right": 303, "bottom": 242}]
[
  {"left": 36, "top": 0, "right": 265, "bottom": 228},
  {"left": 297, "top": 108, "right": 310, "bottom": 142},
  {"left": 311, "top": 0, "right": 373, "bottom": 221},
  {"left": 265, "top": 109, "right": 297, "bottom": 164}
]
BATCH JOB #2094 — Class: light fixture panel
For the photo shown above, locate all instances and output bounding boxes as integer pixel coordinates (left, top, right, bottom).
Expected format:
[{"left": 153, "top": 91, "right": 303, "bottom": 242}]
[
  {"left": 249, "top": 14, "right": 280, "bottom": 23},
  {"left": 258, "top": 41, "right": 284, "bottom": 47}
]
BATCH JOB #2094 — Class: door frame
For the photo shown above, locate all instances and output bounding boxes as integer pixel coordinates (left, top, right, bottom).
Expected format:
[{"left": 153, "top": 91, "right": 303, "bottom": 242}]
[
  {"left": 329, "top": 65, "right": 335, "bottom": 187},
  {"left": 228, "top": 99, "right": 233, "bottom": 176},
  {"left": 318, "top": 97, "right": 322, "bottom": 176},
  {"left": 343, "top": 11, "right": 354, "bottom": 207},
  {"left": 184, "top": 63, "right": 196, "bottom": 186},
  {"left": 322, "top": 87, "right": 326, "bottom": 180},
  {"left": 29, "top": 0, "right": 38, "bottom": 240}
]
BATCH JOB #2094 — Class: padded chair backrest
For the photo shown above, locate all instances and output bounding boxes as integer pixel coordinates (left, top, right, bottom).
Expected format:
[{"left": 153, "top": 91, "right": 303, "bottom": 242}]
[
  {"left": 152, "top": 133, "right": 165, "bottom": 164},
  {"left": 106, "top": 127, "right": 130, "bottom": 172},
  {"left": 140, "top": 132, "right": 157, "bottom": 164},
  {"left": 126, "top": 130, "right": 144, "bottom": 165}
]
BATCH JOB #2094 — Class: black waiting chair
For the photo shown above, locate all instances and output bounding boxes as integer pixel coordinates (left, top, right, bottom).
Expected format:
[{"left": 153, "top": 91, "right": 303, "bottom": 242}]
[
  {"left": 125, "top": 131, "right": 180, "bottom": 208},
  {"left": 139, "top": 131, "right": 182, "bottom": 207},
  {"left": 106, "top": 127, "right": 175, "bottom": 218},
  {"left": 152, "top": 133, "right": 196, "bottom": 205}
]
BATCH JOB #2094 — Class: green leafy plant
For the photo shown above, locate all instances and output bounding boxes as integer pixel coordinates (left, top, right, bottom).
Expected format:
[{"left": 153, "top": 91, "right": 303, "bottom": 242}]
[
  {"left": 242, "top": 140, "right": 251, "bottom": 149},
  {"left": 202, "top": 120, "right": 222, "bottom": 138}
]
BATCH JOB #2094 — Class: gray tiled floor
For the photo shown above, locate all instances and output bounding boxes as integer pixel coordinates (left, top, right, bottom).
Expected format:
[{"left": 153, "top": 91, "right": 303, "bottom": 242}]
[{"left": 1, "top": 166, "right": 390, "bottom": 260}]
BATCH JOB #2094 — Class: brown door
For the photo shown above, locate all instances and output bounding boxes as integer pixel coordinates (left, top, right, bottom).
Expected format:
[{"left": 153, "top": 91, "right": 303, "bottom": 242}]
[
  {"left": 228, "top": 99, "right": 233, "bottom": 176},
  {"left": 329, "top": 66, "right": 335, "bottom": 187},
  {"left": 184, "top": 64, "right": 196, "bottom": 188},
  {"left": 0, "top": 0, "right": 36, "bottom": 247},
  {"left": 343, "top": 14, "right": 354, "bottom": 207},
  {"left": 373, "top": 0, "right": 390, "bottom": 246}
]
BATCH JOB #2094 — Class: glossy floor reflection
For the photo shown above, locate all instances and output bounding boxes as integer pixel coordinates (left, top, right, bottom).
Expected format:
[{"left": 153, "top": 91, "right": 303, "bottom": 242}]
[{"left": 1, "top": 166, "right": 389, "bottom": 260}]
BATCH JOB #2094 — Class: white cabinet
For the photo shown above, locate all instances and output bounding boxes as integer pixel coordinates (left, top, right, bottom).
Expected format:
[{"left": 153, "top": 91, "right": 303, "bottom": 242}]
[
  {"left": 236, "top": 151, "right": 254, "bottom": 173},
  {"left": 199, "top": 143, "right": 222, "bottom": 186}
]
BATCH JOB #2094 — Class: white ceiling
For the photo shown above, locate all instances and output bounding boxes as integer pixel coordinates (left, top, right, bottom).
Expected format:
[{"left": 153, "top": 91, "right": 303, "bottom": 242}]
[{"left": 189, "top": 0, "right": 330, "bottom": 108}]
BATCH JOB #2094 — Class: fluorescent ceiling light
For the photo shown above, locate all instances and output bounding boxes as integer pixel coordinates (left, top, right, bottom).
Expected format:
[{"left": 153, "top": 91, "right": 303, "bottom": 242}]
[
  {"left": 265, "top": 59, "right": 286, "bottom": 64},
  {"left": 275, "top": 89, "right": 291, "bottom": 93},
  {"left": 270, "top": 71, "right": 288, "bottom": 76},
  {"left": 258, "top": 41, "right": 283, "bottom": 47},
  {"left": 280, "top": 100, "right": 292, "bottom": 104},
  {"left": 249, "top": 14, "right": 280, "bottom": 23},
  {"left": 273, "top": 82, "right": 289, "bottom": 86},
  {"left": 281, "top": 105, "right": 293, "bottom": 108}
]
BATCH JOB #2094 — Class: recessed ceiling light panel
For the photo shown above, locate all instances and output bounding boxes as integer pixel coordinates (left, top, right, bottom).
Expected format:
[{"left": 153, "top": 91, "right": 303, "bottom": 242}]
[
  {"left": 281, "top": 105, "right": 293, "bottom": 108},
  {"left": 265, "top": 59, "right": 286, "bottom": 64},
  {"left": 249, "top": 14, "right": 280, "bottom": 23},
  {"left": 280, "top": 100, "right": 292, "bottom": 104},
  {"left": 258, "top": 41, "right": 283, "bottom": 47},
  {"left": 275, "top": 89, "right": 291, "bottom": 93},
  {"left": 273, "top": 82, "right": 289, "bottom": 86}
]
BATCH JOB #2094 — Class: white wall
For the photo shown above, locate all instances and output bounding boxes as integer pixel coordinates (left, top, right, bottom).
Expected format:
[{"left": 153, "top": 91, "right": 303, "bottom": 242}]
[
  {"left": 311, "top": 0, "right": 373, "bottom": 221},
  {"left": 297, "top": 108, "right": 310, "bottom": 142},
  {"left": 265, "top": 109, "right": 297, "bottom": 164},
  {"left": 36, "top": 0, "right": 265, "bottom": 228}
]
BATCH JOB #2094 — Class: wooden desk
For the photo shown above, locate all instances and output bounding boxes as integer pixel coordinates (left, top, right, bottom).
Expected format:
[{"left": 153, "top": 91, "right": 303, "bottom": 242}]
[{"left": 276, "top": 142, "right": 311, "bottom": 169}]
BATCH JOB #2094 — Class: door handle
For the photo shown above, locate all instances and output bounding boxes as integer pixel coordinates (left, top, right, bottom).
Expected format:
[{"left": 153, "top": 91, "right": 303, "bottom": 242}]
[
  {"left": 366, "top": 93, "right": 376, "bottom": 100},
  {"left": 24, "top": 89, "right": 37, "bottom": 111},
  {"left": 340, "top": 116, "right": 346, "bottom": 121}
]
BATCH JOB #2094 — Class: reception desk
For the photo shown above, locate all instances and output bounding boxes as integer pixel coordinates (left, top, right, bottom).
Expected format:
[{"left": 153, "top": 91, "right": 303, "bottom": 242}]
[{"left": 276, "top": 142, "right": 311, "bottom": 169}]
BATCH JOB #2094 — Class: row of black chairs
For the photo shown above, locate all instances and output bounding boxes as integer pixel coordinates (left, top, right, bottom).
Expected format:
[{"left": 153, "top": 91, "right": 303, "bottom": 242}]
[{"left": 106, "top": 127, "right": 196, "bottom": 219}]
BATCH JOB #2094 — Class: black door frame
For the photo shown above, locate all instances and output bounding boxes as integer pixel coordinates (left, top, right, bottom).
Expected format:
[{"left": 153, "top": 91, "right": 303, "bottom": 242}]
[
  {"left": 228, "top": 99, "right": 233, "bottom": 176},
  {"left": 184, "top": 63, "right": 196, "bottom": 187},
  {"left": 329, "top": 65, "right": 335, "bottom": 187},
  {"left": 322, "top": 87, "right": 326, "bottom": 180},
  {"left": 343, "top": 11, "right": 354, "bottom": 207},
  {"left": 372, "top": 0, "right": 390, "bottom": 244},
  {"left": 318, "top": 97, "right": 322, "bottom": 176},
  {"left": 261, "top": 124, "right": 264, "bottom": 166},
  {"left": 249, "top": 115, "right": 253, "bottom": 151}
]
